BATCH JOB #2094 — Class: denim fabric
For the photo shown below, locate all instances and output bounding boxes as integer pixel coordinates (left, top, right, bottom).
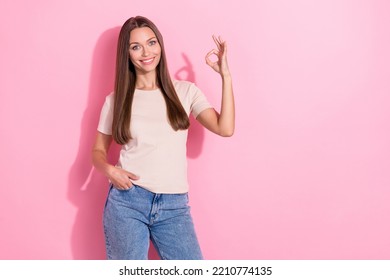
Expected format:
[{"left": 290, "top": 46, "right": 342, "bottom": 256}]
[{"left": 103, "top": 184, "right": 203, "bottom": 260}]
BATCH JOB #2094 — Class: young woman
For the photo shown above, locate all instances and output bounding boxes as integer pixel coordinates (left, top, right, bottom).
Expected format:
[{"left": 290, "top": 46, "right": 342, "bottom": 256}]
[{"left": 92, "top": 16, "right": 234, "bottom": 260}]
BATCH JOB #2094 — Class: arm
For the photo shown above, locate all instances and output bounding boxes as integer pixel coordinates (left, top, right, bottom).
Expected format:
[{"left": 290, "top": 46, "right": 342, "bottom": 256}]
[
  {"left": 92, "top": 131, "right": 139, "bottom": 190},
  {"left": 197, "top": 35, "right": 235, "bottom": 137}
]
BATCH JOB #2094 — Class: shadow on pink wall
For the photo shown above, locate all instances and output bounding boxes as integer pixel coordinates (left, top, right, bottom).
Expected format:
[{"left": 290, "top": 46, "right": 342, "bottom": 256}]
[{"left": 67, "top": 28, "right": 204, "bottom": 259}]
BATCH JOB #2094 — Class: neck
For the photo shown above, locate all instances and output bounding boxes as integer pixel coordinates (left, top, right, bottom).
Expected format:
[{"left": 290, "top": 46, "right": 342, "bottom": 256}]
[{"left": 135, "top": 71, "right": 159, "bottom": 90}]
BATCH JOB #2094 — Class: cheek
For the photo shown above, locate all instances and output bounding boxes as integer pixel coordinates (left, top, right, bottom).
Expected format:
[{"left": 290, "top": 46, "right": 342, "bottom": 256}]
[
  {"left": 128, "top": 51, "right": 138, "bottom": 63},
  {"left": 155, "top": 49, "right": 162, "bottom": 63}
]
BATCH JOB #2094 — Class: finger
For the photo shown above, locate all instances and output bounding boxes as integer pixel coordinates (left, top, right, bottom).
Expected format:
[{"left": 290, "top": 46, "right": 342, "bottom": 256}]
[
  {"left": 205, "top": 57, "right": 214, "bottom": 68},
  {"left": 215, "top": 36, "right": 225, "bottom": 52},
  {"left": 125, "top": 170, "right": 139, "bottom": 180},
  {"left": 216, "top": 35, "right": 225, "bottom": 48},
  {"left": 112, "top": 183, "right": 125, "bottom": 190},
  {"left": 205, "top": 49, "right": 219, "bottom": 66},
  {"left": 212, "top": 35, "right": 221, "bottom": 51},
  {"left": 222, "top": 41, "right": 228, "bottom": 58},
  {"left": 116, "top": 180, "right": 133, "bottom": 190},
  {"left": 206, "top": 49, "right": 218, "bottom": 57},
  {"left": 205, "top": 49, "right": 219, "bottom": 61},
  {"left": 125, "top": 180, "right": 134, "bottom": 189},
  {"left": 216, "top": 35, "right": 223, "bottom": 45}
]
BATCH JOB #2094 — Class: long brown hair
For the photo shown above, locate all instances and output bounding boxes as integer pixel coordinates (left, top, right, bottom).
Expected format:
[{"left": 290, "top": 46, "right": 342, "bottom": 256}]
[{"left": 112, "top": 16, "right": 189, "bottom": 145}]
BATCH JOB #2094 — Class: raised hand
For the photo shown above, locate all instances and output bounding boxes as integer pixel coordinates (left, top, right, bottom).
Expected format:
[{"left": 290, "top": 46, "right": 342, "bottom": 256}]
[{"left": 205, "top": 35, "right": 231, "bottom": 77}]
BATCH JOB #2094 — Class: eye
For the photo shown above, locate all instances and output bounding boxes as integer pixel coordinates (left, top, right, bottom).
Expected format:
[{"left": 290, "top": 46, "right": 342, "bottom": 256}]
[
  {"left": 130, "top": 45, "right": 140, "bottom": 51},
  {"left": 149, "top": 40, "right": 157, "bottom": 46}
]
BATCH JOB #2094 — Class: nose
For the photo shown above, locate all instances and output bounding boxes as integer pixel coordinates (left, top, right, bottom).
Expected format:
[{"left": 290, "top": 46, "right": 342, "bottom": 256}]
[{"left": 142, "top": 45, "right": 150, "bottom": 57}]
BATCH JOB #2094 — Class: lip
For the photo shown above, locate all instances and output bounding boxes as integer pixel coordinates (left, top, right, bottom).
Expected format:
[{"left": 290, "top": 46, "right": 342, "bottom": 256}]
[{"left": 140, "top": 57, "right": 155, "bottom": 65}]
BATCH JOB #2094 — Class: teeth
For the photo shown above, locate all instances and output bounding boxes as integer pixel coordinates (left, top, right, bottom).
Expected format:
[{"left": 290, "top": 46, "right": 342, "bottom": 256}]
[{"left": 142, "top": 58, "right": 154, "bottom": 63}]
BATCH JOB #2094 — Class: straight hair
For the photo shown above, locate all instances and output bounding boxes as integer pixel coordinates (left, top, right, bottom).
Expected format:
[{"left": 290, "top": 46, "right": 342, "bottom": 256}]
[{"left": 112, "top": 16, "right": 189, "bottom": 145}]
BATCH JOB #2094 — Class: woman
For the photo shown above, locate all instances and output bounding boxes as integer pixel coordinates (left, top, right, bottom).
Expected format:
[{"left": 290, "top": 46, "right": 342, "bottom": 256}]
[{"left": 92, "top": 16, "right": 234, "bottom": 260}]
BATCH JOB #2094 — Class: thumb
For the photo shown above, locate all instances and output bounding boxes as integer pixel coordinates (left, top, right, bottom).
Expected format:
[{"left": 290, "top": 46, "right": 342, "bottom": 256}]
[{"left": 125, "top": 170, "right": 139, "bottom": 180}]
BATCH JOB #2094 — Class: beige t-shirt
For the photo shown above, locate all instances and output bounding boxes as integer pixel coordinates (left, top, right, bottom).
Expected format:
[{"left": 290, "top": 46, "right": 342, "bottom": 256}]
[{"left": 97, "top": 80, "right": 212, "bottom": 194}]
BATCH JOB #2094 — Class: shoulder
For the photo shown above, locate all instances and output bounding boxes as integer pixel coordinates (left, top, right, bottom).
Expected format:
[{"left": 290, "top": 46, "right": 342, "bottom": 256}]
[
  {"left": 103, "top": 92, "right": 115, "bottom": 105},
  {"left": 105, "top": 92, "right": 115, "bottom": 101},
  {"left": 99, "top": 92, "right": 115, "bottom": 111},
  {"left": 172, "top": 80, "right": 200, "bottom": 95}
]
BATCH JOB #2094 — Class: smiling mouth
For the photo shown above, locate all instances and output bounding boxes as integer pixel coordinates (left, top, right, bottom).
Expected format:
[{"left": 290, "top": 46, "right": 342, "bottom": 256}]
[{"left": 140, "top": 58, "right": 155, "bottom": 64}]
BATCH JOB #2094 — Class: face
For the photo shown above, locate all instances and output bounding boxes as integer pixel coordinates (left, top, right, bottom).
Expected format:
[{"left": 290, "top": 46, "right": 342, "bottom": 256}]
[{"left": 129, "top": 27, "right": 161, "bottom": 74}]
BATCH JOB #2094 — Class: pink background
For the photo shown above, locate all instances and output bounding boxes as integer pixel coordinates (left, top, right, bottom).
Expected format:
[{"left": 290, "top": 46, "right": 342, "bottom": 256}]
[{"left": 1, "top": 0, "right": 389, "bottom": 259}]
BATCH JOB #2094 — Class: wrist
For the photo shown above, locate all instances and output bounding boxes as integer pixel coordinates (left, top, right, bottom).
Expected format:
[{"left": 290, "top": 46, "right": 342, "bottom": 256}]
[
  {"left": 221, "top": 73, "right": 232, "bottom": 82},
  {"left": 104, "top": 164, "right": 115, "bottom": 177}
]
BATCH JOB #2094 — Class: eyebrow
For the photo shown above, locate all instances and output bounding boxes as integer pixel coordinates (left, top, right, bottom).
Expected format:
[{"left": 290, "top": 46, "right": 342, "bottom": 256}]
[{"left": 129, "top": 37, "right": 157, "bottom": 45}]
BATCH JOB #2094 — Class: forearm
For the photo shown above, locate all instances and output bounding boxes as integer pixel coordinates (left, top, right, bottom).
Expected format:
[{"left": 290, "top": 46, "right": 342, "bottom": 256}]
[
  {"left": 202, "top": 35, "right": 235, "bottom": 137},
  {"left": 218, "top": 74, "right": 235, "bottom": 136},
  {"left": 92, "top": 149, "right": 114, "bottom": 177}
]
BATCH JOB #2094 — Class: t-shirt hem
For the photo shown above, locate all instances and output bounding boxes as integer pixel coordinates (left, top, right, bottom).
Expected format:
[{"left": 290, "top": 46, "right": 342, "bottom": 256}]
[{"left": 134, "top": 183, "right": 189, "bottom": 194}]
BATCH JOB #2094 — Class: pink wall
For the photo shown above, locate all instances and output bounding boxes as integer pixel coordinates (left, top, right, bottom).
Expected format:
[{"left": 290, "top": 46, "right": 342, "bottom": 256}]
[{"left": 1, "top": 0, "right": 389, "bottom": 259}]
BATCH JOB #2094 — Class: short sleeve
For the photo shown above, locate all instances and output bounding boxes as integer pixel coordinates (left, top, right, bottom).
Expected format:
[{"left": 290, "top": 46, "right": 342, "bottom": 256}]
[
  {"left": 97, "top": 93, "right": 114, "bottom": 135},
  {"left": 189, "top": 84, "right": 213, "bottom": 118}
]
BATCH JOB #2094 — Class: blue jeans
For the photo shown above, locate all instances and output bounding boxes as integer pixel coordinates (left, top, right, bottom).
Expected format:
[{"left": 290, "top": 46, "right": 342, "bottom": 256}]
[{"left": 103, "top": 184, "right": 203, "bottom": 260}]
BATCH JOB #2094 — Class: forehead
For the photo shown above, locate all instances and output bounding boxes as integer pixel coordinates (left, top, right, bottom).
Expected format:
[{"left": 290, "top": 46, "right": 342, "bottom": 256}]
[{"left": 129, "top": 27, "right": 156, "bottom": 43}]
